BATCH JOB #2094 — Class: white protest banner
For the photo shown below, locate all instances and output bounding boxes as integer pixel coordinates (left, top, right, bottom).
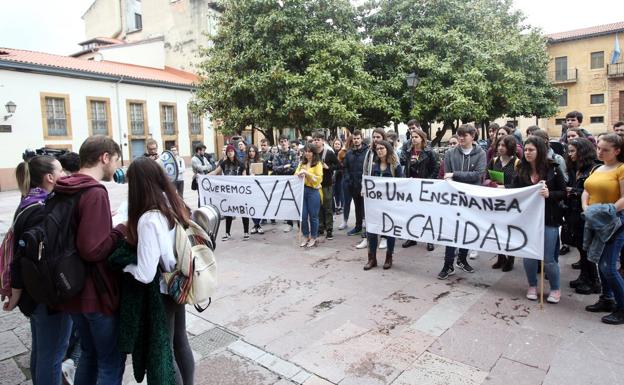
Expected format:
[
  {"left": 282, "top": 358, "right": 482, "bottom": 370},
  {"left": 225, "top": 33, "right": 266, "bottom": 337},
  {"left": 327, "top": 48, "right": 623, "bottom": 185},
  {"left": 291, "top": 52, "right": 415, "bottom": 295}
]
[
  {"left": 198, "top": 175, "right": 304, "bottom": 220},
  {"left": 363, "top": 176, "right": 545, "bottom": 260}
]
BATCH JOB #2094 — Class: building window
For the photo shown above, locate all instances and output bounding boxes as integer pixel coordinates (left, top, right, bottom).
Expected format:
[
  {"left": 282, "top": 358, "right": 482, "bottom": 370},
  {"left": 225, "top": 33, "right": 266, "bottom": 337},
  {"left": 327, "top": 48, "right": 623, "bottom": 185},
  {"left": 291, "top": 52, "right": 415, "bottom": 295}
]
[
  {"left": 87, "top": 98, "right": 111, "bottom": 136},
  {"left": 40, "top": 93, "right": 72, "bottom": 138},
  {"left": 129, "top": 102, "right": 146, "bottom": 136},
  {"left": 590, "top": 94, "right": 605, "bottom": 104},
  {"left": 190, "top": 111, "right": 202, "bottom": 135},
  {"left": 555, "top": 118, "right": 566, "bottom": 126},
  {"left": 591, "top": 51, "right": 604, "bottom": 69},
  {"left": 555, "top": 56, "right": 568, "bottom": 81},
  {"left": 590, "top": 116, "right": 604, "bottom": 124},
  {"left": 161, "top": 104, "right": 176, "bottom": 135},
  {"left": 134, "top": 13, "right": 142, "bottom": 30},
  {"left": 558, "top": 89, "right": 568, "bottom": 107}
]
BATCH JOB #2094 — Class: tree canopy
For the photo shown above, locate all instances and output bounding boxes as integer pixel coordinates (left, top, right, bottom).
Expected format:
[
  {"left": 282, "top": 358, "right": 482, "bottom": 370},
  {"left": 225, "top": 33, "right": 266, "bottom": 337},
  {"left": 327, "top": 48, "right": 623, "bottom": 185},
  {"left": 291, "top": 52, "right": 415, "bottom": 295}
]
[{"left": 194, "top": 0, "right": 559, "bottom": 142}]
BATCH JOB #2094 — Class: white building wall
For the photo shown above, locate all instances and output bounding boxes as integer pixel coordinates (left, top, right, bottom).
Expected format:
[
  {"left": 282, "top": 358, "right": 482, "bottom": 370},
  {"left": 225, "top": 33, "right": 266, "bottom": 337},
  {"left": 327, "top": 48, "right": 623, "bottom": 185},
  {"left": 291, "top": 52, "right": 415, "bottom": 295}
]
[
  {"left": 0, "top": 69, "right": 214, "bottom": 173},
  {"left": 98, "top": 39, "right": 166, "bottom": 69}
]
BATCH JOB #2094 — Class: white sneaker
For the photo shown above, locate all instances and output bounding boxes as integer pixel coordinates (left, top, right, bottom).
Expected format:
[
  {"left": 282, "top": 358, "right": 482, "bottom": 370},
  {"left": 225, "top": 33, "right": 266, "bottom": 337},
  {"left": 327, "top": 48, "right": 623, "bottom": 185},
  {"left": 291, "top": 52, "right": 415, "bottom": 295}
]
[
  {"left": 338, "top": 222, "right": 347, "bottom": 230},
  {"left": 379, "top": 238, "right": 387, "bottom": 249},
  {"left": 62, "top": 359, "right": 76, "bottom": 385},
  {"left": 283, "top": 225, "right": 293, "bottom": 233},
  {"left": 469, "top": 250, "right": 478, "bottom": 259},
  {"left": 356, "top": 238, "right": 368, "bottom": 249}
]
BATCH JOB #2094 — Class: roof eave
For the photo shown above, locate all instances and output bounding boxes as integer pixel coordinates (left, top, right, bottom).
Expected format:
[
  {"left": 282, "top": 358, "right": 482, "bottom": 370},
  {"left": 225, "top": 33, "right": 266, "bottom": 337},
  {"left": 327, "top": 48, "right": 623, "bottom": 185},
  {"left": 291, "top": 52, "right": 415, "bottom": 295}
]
[
  {"left": 0, "top": 60, "right": 195, "bottom": 91},
  {"left": 548, "top": 28, "right": 624, "bottom": 44}
]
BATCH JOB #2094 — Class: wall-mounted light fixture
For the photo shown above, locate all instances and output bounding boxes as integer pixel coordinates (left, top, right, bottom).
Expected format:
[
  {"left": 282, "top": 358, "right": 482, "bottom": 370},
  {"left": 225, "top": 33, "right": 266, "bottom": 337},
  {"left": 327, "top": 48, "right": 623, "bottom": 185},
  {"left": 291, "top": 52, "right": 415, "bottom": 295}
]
[{"left": 3, "top": 101, "right": 16, "bottom": 121}]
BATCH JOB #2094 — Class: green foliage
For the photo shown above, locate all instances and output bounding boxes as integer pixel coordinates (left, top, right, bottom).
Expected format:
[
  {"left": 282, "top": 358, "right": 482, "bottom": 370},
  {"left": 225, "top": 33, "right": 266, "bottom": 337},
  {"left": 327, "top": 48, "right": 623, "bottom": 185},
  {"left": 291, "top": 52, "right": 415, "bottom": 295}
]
[
  {"left": 194, "top": 0, "right": 397, "bottom": 139},
  {"left": 194, "top": 0, "right": 560, "bottom": 140},
  {"left": 359, "top": 0, "right": 560, "bottom": 129}
]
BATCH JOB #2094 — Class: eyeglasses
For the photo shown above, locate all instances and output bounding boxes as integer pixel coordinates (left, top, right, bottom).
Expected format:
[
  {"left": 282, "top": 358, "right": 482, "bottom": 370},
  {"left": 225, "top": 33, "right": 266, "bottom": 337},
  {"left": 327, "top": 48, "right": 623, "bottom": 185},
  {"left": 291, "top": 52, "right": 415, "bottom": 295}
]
[{"left": 376, "top": 147, "right": 387, "bottom": 152}]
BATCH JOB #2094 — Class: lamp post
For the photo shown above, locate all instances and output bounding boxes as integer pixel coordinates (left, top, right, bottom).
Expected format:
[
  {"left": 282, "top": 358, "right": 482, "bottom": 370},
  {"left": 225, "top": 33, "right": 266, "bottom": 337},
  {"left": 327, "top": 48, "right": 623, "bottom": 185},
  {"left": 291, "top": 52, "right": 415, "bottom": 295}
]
[
  {"left": 405, "top": 72, "right": 421, "bottom": 134},
  {"left": 4, "top": 101, "right": 16, "bottom": 121}
]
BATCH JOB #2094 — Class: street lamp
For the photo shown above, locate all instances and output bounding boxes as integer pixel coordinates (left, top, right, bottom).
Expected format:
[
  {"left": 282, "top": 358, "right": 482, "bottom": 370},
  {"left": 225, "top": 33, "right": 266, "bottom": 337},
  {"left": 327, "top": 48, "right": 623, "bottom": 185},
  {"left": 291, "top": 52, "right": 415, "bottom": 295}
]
[
  {"left": 405, "top": 72, "right": 423, "bottom": 135},
  {"left": 4, "top": 101, "right": 16, "bottom": 121}
]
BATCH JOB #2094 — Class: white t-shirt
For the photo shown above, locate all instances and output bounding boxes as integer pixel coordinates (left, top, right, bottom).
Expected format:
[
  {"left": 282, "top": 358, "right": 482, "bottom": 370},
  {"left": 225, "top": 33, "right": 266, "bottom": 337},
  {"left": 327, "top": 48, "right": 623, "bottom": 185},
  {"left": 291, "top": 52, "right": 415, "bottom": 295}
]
[{"left": 123, "top": 210, "right": 176, "bottom": 293}]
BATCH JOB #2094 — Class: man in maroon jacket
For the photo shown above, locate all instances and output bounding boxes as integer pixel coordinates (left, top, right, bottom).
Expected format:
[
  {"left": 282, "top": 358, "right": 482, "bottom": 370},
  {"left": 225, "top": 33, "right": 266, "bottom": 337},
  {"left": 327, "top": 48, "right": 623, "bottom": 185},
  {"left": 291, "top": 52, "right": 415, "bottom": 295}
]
[{"left": 55, "top": 135, "right": 127, "bottom": 384}]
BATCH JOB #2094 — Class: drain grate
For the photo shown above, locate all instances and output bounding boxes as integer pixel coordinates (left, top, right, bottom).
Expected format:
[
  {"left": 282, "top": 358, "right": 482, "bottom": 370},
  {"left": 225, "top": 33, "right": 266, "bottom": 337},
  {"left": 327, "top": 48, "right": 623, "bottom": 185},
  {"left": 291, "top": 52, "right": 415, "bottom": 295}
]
[{"left": 190, "top": 327, "right": 239, "bottom": 356}]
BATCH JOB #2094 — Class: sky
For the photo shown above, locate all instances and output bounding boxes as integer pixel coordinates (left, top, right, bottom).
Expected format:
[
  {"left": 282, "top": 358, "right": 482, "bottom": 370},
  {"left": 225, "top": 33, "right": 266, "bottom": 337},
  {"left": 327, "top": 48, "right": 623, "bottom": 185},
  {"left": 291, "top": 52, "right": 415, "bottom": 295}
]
[{"left": 0, "top": 0, "right": 622, "bottom": 56}]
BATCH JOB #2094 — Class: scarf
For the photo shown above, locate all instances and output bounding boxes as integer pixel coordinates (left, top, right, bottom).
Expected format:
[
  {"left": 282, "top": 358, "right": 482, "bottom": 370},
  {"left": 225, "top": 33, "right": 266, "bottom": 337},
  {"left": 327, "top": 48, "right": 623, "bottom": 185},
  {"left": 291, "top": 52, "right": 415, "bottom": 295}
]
[{"left": 18, "top": 188, "right": 48, "bottom": 210}]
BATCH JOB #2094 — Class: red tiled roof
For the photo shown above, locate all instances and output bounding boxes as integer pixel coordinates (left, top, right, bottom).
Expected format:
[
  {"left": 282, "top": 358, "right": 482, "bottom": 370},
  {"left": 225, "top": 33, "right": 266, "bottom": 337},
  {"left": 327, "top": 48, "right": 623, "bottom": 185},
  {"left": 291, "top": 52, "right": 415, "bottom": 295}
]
[
  {"left": 547, "top": 21, "right": 624, "bottom": 43},
  {"left": 0, "top": 47, "right": 198, "bottom": 87}
]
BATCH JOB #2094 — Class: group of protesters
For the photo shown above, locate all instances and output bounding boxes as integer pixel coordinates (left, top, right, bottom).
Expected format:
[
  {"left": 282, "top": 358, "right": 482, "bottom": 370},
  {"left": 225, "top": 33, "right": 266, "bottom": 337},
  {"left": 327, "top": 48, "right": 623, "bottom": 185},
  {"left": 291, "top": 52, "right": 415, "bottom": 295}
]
[{"left": 192, "top": 112, "right": 624, "bottom": 326}]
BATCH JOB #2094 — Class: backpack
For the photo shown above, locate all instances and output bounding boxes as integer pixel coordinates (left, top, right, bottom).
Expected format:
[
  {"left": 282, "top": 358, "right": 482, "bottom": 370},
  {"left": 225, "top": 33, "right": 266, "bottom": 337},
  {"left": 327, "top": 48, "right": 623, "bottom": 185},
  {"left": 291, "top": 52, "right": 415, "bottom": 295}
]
[
  {"left": 163, "top": 218, "right": 217, "bottom": 312},
  {"left": 0, "top": 203, "right": 43, "bottom": 297},
  {"left": 18, "top": 190, "right": 92, "bottom": 305}
]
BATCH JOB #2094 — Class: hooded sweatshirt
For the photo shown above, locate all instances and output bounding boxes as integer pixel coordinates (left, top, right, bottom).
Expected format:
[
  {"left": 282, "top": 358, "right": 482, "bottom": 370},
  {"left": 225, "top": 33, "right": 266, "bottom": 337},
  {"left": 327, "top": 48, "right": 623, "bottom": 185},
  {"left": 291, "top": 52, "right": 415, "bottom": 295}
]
[
  {"left": 54, "top": 173, "right": 126, "bottom": 315},
  {"left": 443, "top": 144, "right": 487, "bottom": 185}
]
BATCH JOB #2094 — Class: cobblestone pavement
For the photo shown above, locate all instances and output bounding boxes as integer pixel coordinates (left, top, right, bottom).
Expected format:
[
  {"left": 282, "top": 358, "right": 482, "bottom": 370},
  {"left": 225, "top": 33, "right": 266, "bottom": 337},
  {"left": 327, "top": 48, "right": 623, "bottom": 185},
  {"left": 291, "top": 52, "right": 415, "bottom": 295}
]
[{"left": 1, "top": 170, "right": 624, "bottom": 385}]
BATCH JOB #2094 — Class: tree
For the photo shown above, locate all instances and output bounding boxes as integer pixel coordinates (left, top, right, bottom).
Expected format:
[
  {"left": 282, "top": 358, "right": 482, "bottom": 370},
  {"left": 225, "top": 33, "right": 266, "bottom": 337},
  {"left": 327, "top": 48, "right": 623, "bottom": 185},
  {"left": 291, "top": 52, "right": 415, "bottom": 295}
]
[
  {"left": 359, "top": 0, "right": 560, "bottom": 141},
  {"left": 194, "top": 0, "right": 397, "bottom": 142}
]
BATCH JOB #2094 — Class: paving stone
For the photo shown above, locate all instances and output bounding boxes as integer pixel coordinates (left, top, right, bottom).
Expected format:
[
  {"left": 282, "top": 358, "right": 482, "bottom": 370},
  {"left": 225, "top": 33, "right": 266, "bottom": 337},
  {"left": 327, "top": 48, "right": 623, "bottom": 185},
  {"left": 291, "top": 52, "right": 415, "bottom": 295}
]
[
  {"left": 0, "top": 359, "right": 26, "bottom": 385},
  {"left": 302, "top": 376, "right": 335, "bottom": 385},
  {"left": 410, "top": 289, "right": 486, "bottom": 337},
  {"left": 195, "top": 350, "right": 279, "bottom": 385},
  {"left": 228, "top": 340, "right": 266, "bottom": 361},
  {"left": 483, "top": 358, "right": 546, "bottom": 385},
  {"left": 0, "top": 313, "right": 27, "bottom": 333},
  {"left": 502, "top": 330, "right": 561, "bottom": 370},
  {"left": 291, "top": 369, "right": 312, "bottom": 384},
  {"left": 19, "top": 381, "right": 32, "bottom": 385},
  {"left": 185, "top": 313, "right": 215, "bottom": 336},
  {"left": 391, "top": 352, "right": 488, "bottom": 385},
  {"left": 428, "top": 319, "right": 515, "bottom": 371},
  {"left": 13, "top": 354, "right": 29, "bottom": 372},
  {"left": 0, "top": 332, "right": 27, "bottom": 361},
  {"left": 543, "top": 347, "right": 624, "bottom": 385},
  {"left": 11, "top": 325, "right": 30, "bottom": 351},
  {"left": 256, "top": 353, "right": 301, "bottom": 379}
]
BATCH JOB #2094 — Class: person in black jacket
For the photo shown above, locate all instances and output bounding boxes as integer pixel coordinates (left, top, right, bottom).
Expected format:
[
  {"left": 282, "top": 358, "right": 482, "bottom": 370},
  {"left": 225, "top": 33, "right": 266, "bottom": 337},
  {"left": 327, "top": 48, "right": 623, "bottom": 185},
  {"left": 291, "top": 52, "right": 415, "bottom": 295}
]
[
  {"left": 400, "top": 127, "right": 438, "bottom": 251},
  {"left": 343, "top": 130, "right": 368, "bottom": 236},
  {"left": 4, "top": 155, "right": 70, "bottom": 385},
  {"left": 312, "top": 132, "right": 339, "bottom": 240},
  {"left": 512, "top": 137, "right": 566, "bottom": 304},
  {"left": 565, "top": 138, "right": 600, "bottom": 294}
]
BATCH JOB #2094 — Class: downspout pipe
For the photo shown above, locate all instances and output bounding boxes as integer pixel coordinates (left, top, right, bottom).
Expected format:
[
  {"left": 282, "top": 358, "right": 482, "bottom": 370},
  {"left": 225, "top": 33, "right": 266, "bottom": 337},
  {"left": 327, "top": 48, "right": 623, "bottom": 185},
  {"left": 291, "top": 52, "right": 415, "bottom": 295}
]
[{"left": 115, "top": 76, "right": 125, "bottom": 165}]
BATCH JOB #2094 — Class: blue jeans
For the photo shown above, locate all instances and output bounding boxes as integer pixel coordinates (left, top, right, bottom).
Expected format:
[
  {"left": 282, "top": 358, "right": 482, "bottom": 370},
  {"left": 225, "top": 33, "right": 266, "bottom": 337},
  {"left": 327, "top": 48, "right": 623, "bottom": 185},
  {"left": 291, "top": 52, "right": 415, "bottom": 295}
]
[
  {"left": 368, "top": 233, "right": 395, "bottom": 254},
  {"left": 30, "top": 304, "right": 72, "bottom": 385},
  {"left": 72, "top": 313, "right": 126, "bottom": 385},
  {"left": 599, "top": 225, "right": 624, "bottom": 309},
  {"left": 301, "top": 187, "right": 320, "bottom": 238},
  {"left": 524, "top": 225, "right": 560, "bottom": 290},
  {"left": 342, "top": 178, "right": 352, "bottom": 223}
]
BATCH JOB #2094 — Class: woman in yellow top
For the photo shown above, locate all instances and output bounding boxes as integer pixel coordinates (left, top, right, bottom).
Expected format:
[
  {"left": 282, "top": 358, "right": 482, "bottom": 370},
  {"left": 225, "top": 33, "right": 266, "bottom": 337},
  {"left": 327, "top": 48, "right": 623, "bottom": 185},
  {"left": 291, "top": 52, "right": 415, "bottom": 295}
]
[
  {"left": 295, "top": 143, "right": 324, "bottom": 248},
  {"left": 581, "top": 133, "right": 624, "bottom": 324}
]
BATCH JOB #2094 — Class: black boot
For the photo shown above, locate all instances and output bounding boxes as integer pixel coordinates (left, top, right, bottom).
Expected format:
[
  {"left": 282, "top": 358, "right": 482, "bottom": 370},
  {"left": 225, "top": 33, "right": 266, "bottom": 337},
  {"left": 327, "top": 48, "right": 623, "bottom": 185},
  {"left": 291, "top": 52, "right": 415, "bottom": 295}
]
[
  {"left": 383, "top": 252, "right": 393, "bottom": 270},
  {"left": 364, "top": 252, "right": 377, "bottom": 271},
  {"left": 402, "top": 240, "right": 417, "bottom": 248},
  {"left": 576, "top": 261, "right": 601, "bottom": 295},
  {"left": 571, "top": 260, "right": 581, "bottom": 270},
  {"left": 569, "top": 272, "right": 587, "bottom": 289},
  {"left": 586, "top": 296, "right": 616, "bottom": 312},
  {"left": 492, "top": 255, "right": 505, "bottom": 269},
  {"left": 602, "top": 309, "right": 624, "bottom": 325},
  {"left": 560, "top": 245, "right": 570, "bottom": 255},
  {"left": 502, "top": 256, "right": 514, "bottom": 272}
]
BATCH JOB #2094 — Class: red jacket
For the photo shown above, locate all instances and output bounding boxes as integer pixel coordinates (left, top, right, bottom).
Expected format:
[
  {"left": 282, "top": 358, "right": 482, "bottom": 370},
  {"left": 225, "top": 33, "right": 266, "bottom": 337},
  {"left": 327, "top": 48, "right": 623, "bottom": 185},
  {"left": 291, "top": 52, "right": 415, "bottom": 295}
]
[{"left": 54, "top": 174, "right": 125, "bottom": 315}]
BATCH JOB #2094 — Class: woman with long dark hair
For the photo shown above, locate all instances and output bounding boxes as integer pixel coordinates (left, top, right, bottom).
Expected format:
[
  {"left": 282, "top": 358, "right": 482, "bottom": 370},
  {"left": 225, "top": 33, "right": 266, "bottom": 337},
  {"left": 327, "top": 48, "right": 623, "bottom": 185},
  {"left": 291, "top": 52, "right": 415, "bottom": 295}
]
[
  {"left": 242, "top": 145, "right": 266, "bottom": 234},
  {"left": 125, "top": 157, "right": 195, "bottom": 384},
  {"left": 487, "top": 135, "right": 521, "bottom": 271},
  {"left": 582, "top": 134, "right": 624, "bottom": 324},
  {"left": 295, "top": 144, "right": 324, "bottom": 248},
  {"left": 565, "top": 138, "right": 600, "bottom": 294},
  {"left": 364, "top": 140, "right": 403, "bottom": 270},
  {"left": 211, "top": 144, "right": 249, "bottom": 240},
  {"left": 512, "top": 137, "right": 566, "bottom": 303},
  {"left": 3, "top": 155, "right": 68, "bottom": 385}
]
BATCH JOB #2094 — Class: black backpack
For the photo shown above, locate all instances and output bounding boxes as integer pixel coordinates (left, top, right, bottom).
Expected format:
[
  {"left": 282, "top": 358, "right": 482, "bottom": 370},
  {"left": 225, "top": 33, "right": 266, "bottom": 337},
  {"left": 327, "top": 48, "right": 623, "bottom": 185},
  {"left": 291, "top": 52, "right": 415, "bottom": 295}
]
[{"left": 18, "top": 188, "right": 95, "bottom": 305}]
